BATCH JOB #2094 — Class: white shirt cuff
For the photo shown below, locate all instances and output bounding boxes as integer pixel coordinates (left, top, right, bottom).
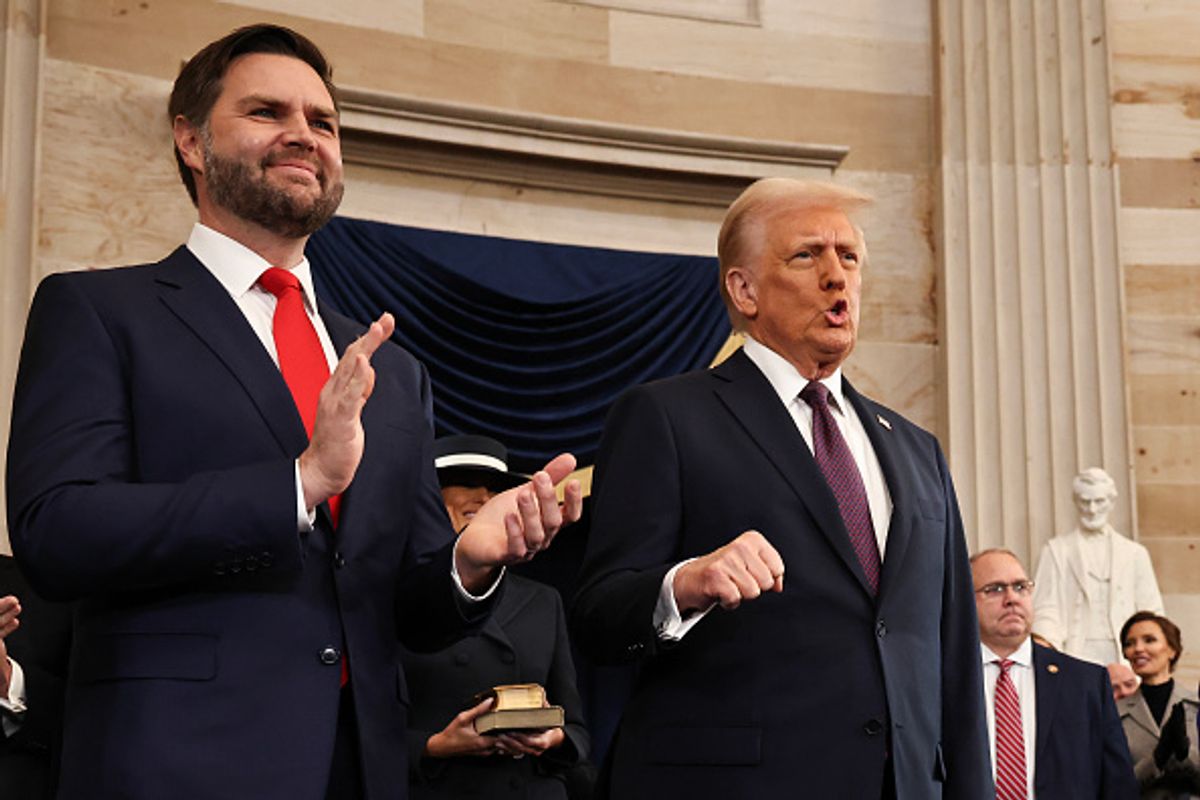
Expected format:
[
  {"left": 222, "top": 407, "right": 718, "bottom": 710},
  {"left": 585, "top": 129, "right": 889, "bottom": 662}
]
[
  {"left": 295, "top": 460, "right": 315, "bottom": 532},
  {"left": 450, "top": 538, "right": 504, "bottom": 603},
  {"left": 654, "top": 559, "right": 714, "bottom": 641},
  {"left": 1, "top": 656, "right": 27, "bottom": 738}
]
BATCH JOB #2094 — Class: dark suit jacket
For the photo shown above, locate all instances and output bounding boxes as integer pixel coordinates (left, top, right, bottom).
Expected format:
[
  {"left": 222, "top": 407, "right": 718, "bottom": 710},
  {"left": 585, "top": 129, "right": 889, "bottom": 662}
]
[
  {"left": 5, "top": 248, "right": 488, "bottom": 800},
  {"left": 1029, "top": 644, "right": 1138, "bottom": 798},
  {"left": 402, "top": 575, "right": 589, "bottom": 799},
  {"left": 0, "top": 555, "right": 72, "bottom": 800},
  {"left": 571, "top": 349, "right": 992, "bottom": 800}
]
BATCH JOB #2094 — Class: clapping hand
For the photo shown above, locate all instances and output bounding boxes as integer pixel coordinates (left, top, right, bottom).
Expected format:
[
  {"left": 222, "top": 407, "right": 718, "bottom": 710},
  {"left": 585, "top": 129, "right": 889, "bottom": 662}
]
[
  {"left": 1154, "top": 702, "right": 1190, "bottom": 769},
  {"left": 454, "top": 454, "right": 583, "bottom": 593}
]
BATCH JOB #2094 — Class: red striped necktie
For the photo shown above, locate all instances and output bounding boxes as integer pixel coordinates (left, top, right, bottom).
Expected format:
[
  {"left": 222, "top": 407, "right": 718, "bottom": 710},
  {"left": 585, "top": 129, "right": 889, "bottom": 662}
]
[{"left": 994, "top": 658, "right": 1027, "bottom": 800}]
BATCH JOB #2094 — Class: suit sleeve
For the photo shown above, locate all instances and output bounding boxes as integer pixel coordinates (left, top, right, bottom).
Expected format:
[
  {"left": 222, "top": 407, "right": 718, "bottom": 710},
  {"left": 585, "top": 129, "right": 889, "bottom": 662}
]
[
  {"left": 392, "top": 363, "right": 492, "bottom": 651},
  {"left": 934, "top": 444, "right": 995, "bottom": 799},
  {"left": 6, "top": 274, "right": 302, "bottom": 601},
  {"left": 1096, "top": 668, "right": 1140, "bottom": 800},
  {"left": 571, "top": 386, "right": 680, "bottom": 665}
]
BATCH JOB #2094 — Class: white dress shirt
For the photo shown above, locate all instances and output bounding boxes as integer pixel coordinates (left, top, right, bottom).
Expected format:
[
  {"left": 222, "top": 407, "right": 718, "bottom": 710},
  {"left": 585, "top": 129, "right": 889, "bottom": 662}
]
[
  {"left": 654, "top": 336, "right": 893, "bottom": 639},
  {"left": 982, "top": 638, "right": 1038, "bottom": 798},
  {"left": 1, "top": 658, "right": 26, "bottom": 737}
]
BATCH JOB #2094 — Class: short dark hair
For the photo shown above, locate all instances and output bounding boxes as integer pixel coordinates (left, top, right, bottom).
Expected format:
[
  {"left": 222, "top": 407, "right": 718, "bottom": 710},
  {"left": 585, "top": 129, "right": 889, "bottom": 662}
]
[
  {"left": 1120, "top": 611, "right": 1183, "bottom": 671},
  {"left": 168, "top": 24, "right": 338, "bottom": 205}
]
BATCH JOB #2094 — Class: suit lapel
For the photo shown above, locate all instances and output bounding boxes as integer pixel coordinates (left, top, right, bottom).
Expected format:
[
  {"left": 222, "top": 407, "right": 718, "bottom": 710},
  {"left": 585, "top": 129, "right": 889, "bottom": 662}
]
[
  {"left": 711, "top": 350, "right": 874, "bottom": 598},
  {"left": 1032, "top": 644, "right": 1060, "bottom": 770},
  {"left": 842, "top": 381, "right": 911, "bottom": 599},
  {"left": 480, "top": 583, "right": 534, "bottom": 652},
  {"left": 153, "top": 247, "right": 306, "bottom": 456},
  {"left": 1119, "top": 692, "right": 1159, "bottom": 738}
]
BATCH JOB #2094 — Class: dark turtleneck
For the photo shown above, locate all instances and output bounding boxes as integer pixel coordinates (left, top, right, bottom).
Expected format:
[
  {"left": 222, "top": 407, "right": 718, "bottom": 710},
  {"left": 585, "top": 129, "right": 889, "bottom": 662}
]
[{"left": 1141, "top": 678, "right": 1175, "bottom": 727}]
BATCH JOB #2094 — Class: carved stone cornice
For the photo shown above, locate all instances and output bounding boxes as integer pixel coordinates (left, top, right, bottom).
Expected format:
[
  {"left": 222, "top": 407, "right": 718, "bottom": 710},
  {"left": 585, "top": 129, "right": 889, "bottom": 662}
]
[{"left": 337, "top": 88, "right": 847, "bottom": 206}]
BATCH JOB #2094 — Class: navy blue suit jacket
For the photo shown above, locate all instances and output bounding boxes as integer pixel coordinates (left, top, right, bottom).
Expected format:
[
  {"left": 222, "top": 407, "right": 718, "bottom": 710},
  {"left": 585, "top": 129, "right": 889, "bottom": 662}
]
[
  {"left": 5, "top": 248, "right": 484, "bottom": 800},
  {"left": 1030, "top": 644, "right": 1138, "bottom": 799},
  {"left": 571, "top": 350, "right": 992, "bottom": 799}
]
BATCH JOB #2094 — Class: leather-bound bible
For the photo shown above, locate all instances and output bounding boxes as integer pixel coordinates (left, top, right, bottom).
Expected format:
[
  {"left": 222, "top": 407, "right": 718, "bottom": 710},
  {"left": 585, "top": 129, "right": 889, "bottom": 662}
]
[{"left": 472, "top": 683, "right": 565, "bottom": 734}]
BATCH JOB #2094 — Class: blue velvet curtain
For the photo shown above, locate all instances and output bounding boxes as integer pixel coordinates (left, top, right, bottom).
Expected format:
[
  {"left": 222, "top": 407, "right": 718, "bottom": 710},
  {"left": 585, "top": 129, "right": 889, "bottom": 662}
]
[{"left": 308, "top": 216, "right": 729, "bottom": 473}]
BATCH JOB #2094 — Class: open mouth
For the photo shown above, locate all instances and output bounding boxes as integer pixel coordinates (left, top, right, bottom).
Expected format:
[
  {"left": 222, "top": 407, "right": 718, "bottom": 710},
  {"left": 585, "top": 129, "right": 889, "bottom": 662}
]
[{"left": 825, "top": 299, "right": 850, "bottom": 326}]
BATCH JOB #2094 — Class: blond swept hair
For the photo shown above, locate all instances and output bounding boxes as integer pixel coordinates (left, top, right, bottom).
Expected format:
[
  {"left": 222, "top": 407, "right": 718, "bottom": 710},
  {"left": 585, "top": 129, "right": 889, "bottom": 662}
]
[{"left": 717, "top": 178, "right": 873, "bottom": 329}]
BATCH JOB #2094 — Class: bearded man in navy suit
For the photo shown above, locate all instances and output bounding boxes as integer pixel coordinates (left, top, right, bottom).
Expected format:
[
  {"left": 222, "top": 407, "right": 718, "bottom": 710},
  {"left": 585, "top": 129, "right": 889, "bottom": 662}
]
[
  {"left": 572, "top": 178, "right": 992, "bottom": 799},
  {"left": 5, "top": 24, "right": 580, "bottom": 800}
]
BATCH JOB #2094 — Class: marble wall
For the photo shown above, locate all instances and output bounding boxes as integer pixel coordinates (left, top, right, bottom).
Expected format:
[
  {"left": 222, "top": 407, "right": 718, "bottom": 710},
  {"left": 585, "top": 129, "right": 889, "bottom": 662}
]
[
  {"left": 2, "top": 1, "right": 1194, "bottom": 677},
  {"left": 1109, "top": 0, "right": 1200, "bottom": 680}
]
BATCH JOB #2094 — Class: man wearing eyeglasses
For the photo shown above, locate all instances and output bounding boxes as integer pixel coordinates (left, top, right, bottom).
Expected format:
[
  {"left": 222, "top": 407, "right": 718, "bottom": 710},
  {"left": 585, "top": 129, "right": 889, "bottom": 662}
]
[{"left": 971, "top": 549, "right": 1138, "bottom": 799}]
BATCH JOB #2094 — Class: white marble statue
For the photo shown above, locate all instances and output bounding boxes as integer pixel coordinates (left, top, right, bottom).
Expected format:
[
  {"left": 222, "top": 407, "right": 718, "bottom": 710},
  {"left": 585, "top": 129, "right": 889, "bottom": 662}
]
[{"left": 1032, "top": 467, "right": 1164, "bottom": 665}]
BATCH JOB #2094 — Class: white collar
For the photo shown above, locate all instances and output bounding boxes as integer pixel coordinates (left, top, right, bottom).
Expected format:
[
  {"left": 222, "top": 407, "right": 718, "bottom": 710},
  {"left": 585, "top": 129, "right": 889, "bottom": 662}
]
[
  {"left": 982, "top": 636, "right": 1033, "bottom": 668},
  {"left": 186, "top": 223, "right": 318, "bottom": 311},
  {"left": 741, "top": 335, "right": 848, "bottom": 413}
]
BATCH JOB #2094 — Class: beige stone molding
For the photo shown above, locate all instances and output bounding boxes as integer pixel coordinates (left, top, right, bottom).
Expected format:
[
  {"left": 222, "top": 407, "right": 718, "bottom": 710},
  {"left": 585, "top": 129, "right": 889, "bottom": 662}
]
[
  {"left": 561, "top": 0, "right": 761, "bottom": 26},
  {"left": 935, "top": 0, "right": 1134, "bottom": 562},
  {"left": 0, "top": 0, "right": 44, "bottom": 553},
  {"left": 337, "top": 88, "right": 847, "bottom": 207}
]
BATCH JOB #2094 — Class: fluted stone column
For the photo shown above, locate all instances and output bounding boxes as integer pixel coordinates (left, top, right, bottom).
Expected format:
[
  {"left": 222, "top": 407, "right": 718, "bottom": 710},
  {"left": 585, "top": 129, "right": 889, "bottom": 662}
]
[
  {"left": 0, "top": 0, "right": 44, "bottom": 553},
  {"left": 935, "top": 0, "right": 1133, "bottom": 563}
]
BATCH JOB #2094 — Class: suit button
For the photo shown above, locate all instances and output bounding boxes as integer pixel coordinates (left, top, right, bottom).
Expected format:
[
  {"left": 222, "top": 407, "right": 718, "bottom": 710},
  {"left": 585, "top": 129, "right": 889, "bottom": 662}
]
[
  {"left": 876, "top": 620, "right": 887, "bottom": 638},
  {"left": 454, "top": 652, "right": 470, "bottom": 666},
  {"left": 333, "top": 552, "right": 346, "bottom": 569},
  {"left": 213, "top": 561, "right": 226, "bottom": 576},
  {"left": 229, "top": 557, "right": 242, "bottom": 574},
  {"left": 260, "top": 551, "right": 274, "bottom": 569},
  {"left": 864, "top": 718, "right": 884, "bottom": 736},
  {"left": 244, "top": 555, "right": 258, "bottom": 572},
  {"left": 626, "top": 642, "right": 644, "bottom": 655},
  {"left": 318, "top": 647, "right": 341, "bottom": 665}
]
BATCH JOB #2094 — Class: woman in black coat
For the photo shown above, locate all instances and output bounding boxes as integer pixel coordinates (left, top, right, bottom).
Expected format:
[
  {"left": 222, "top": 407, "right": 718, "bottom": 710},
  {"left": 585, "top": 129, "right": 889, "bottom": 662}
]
[{"left": 401, "top": 436, "right": 590, "bottom": 799}]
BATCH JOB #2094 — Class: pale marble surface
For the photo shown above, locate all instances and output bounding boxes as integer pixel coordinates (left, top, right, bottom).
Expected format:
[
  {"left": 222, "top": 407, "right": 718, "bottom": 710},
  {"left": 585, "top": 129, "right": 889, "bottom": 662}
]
[
  {"left": 219, "top": 0, "right": 423, "bottom": 36},
  {"left": 607, "top": 8, "right": 931, "bottom": 96}
]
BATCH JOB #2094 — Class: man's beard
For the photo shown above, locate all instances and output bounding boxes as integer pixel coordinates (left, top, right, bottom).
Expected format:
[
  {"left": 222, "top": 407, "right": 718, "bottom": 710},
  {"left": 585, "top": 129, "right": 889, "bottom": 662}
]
[{"left": 203, "top": 136, "right": 344, "bottom": 239}]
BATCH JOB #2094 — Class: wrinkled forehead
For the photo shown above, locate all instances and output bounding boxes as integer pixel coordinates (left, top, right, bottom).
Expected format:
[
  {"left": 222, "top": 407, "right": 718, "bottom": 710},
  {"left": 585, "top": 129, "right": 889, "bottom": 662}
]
[
  {"left": 972, "top": 552, "right": 1028, "bottom": 584},
  {"left": 218, "top": 52, "right": 336, "bottom": 112},
  {"left": 763, "top": 202, "right": 860, "bottom": 242}
]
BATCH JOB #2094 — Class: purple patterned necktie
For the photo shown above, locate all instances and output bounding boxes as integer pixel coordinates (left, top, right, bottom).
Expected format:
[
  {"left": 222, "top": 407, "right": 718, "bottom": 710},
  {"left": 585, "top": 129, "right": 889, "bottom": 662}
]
[{"left": 799, "top": 381, "right": 881, "bottom": 595}]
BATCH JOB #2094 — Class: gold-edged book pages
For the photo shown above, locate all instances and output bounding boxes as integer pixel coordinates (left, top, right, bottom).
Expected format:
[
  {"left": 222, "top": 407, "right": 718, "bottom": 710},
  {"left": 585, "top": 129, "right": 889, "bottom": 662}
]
[{"left": 472, "top": 683, "right": 565, "bottom": 734}]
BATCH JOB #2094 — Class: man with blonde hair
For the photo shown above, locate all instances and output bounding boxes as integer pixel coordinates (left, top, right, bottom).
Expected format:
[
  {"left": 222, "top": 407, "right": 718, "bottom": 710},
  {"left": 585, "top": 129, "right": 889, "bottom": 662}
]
[{"left": 574, "top": 178, "right": 991, "bottom": 798}]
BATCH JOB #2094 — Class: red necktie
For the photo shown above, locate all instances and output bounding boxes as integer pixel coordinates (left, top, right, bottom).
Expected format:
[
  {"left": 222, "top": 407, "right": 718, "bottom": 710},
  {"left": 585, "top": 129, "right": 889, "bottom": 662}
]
[
  {"left": 994, "top": 659, "right": 1028, "bottom": 800},
  {"left": 799, "top": 382, "right": 881, "bottom": 594},
  {"left": 259, "top": 268, "right": 347, "bottom": 686},
  {"left": 257, "top": 267, "right": 339, "bottom": 524}
]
